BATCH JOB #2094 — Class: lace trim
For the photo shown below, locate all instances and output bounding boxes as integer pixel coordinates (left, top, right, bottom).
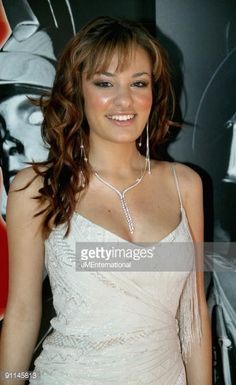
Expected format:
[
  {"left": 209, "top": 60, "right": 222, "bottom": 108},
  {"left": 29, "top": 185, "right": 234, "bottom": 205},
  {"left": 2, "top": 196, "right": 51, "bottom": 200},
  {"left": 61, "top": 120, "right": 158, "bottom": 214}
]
[{"left": 43, "top": 327, "right": 171, "bottom": 352}]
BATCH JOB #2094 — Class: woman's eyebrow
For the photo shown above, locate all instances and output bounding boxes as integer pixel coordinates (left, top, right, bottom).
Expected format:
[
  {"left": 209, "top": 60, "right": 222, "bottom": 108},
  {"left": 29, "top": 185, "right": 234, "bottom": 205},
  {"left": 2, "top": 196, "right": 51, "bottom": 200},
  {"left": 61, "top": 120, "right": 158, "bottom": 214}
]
[
  {"left": 97, "top": 72, "right": 114, "bottom": 77},
  {"left": 96, "top": 71, "right": 151, "bottom": 77},
  {"left": 132, "top": 72, "right": 151, "bottom": 77}
]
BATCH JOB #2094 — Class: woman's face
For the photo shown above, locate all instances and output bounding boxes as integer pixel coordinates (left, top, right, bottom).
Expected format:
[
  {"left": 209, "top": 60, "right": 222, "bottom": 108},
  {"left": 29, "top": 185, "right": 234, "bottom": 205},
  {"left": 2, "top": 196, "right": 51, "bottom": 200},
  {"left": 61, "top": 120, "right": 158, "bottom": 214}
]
[{"left": 82, "top": 45, "right": 153, "bottom": 145}]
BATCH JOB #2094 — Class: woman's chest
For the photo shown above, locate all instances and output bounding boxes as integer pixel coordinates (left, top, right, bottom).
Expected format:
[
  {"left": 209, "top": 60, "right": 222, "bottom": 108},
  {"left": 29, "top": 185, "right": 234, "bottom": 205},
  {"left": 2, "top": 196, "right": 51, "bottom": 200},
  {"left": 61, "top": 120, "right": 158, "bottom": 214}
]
[{"left": 75, "top": 181, "right": 181, "bottom": 243}]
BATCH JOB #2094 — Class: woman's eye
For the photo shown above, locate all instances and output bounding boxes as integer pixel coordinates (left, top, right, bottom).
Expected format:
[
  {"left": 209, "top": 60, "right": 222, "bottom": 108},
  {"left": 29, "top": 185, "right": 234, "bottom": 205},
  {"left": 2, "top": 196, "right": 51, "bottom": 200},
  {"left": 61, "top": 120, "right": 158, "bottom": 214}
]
[
  {"left": 132, "top": 81, "right": 149, "bottom": 88},
  {"left": 94, "top": 81, "right": 113, "bottom": 88}
]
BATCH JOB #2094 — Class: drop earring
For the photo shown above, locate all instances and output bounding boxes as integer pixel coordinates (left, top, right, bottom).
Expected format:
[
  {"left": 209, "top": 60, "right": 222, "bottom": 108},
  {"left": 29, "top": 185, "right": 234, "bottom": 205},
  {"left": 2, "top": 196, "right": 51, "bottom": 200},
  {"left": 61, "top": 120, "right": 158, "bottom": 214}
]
[
  {"left": 138, "top": 135, "right": 142, "bottom": 148},
  {"left": 79, "top": 170, "right": 86, "bottom": 188},
  {"left": 80, "top": 139, "right": 88, "bottom": 162},
  {"left": 79, "top": 136, "right": 87, "bottom": 188},
  {"left": 146, "top": 121, "right": 151, "bottom": 174}
]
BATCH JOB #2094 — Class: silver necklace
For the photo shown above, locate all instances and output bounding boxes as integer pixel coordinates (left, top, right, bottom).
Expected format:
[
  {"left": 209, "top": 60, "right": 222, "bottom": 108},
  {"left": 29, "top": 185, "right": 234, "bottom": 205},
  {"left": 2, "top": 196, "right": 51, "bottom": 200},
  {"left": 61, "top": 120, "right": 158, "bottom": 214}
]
[{"left": 94, "top": 161, "right": 147, "bottom": 234}]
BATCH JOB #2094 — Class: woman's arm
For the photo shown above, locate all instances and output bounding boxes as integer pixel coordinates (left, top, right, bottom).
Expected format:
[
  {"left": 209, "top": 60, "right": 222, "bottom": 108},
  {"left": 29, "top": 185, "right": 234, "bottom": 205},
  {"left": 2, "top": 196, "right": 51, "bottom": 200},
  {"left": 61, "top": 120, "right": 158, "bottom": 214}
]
[
  {"left": 0, "top": 167, "right": 45, "bottom": 385},
  {"left": 177, "top": 163, "right": 212, "bottom": 385}
]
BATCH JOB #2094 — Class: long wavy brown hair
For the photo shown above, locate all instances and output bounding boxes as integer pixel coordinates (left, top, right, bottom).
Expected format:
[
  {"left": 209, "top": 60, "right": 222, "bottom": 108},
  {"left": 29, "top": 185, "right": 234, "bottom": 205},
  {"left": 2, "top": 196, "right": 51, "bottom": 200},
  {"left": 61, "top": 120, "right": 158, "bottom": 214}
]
[{"left": 26, "top": 16, "right": 175, "bottom": 238}]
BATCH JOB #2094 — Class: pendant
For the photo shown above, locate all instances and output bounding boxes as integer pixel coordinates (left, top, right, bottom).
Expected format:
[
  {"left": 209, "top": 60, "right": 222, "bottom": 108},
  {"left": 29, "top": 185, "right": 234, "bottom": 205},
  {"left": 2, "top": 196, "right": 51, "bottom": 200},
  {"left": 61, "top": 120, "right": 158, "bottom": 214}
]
[
  {"left": 94, "top": 167, "right": 147, "bottom": 234},
  {"left": 120, "top": 195, "right": 134, "bottom": 234}
]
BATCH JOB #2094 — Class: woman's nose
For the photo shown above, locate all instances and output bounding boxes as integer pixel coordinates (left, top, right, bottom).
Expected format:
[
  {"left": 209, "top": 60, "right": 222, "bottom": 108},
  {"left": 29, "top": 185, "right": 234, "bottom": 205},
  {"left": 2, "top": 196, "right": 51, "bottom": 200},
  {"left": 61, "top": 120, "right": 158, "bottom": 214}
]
[{"left": 113, "top": 86, "right": 133, "bottom": 109}]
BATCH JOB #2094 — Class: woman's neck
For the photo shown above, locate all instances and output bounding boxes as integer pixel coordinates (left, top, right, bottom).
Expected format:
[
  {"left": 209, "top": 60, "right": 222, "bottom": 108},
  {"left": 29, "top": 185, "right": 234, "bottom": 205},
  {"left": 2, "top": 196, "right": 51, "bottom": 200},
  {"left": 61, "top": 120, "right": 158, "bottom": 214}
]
[{"left": 88, "top": 141, "right": 145, "bottom": 178}]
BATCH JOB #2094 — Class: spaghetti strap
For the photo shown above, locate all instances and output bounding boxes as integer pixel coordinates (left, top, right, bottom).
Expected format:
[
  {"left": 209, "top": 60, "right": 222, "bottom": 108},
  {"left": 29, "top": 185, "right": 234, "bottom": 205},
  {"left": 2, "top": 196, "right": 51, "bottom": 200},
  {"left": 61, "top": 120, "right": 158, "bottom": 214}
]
[{"left": 171, "top": 163, "right": 183, "bottom": 209}]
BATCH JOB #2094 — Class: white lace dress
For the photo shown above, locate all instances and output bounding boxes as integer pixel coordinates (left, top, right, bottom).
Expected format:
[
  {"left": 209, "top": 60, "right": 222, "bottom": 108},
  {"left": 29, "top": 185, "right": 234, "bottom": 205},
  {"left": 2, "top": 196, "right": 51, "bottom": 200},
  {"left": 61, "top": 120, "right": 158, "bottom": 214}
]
[{"left": 30, "top": 169, "right": 202, "bottom": 385}]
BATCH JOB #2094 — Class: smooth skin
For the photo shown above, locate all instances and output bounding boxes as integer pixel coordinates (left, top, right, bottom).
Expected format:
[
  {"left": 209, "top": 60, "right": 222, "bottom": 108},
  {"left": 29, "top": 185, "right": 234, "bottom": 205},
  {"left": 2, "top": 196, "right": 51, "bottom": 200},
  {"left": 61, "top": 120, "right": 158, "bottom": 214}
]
[{"left": 0, "top": 46, "right": 212, "bottom": 385}]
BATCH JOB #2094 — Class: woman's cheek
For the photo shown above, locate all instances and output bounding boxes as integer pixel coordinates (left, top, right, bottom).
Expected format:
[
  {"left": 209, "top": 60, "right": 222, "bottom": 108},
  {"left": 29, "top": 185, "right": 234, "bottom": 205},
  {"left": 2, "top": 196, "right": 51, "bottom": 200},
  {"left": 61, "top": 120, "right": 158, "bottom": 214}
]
[
  {"left": 136, "top": 93, "right": 152, "bottom": 109},
  {"left": 88, "top": 91, "right": 113, "bottom": 109}
]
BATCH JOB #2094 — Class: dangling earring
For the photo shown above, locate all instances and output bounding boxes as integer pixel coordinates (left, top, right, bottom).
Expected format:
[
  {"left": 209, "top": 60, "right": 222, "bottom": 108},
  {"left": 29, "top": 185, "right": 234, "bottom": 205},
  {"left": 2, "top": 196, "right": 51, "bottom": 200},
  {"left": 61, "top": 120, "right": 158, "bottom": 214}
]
[
  {"left": 146, "top": 121, "right": 151, "bottom": 174},
  {"left": 79, "top": 136, "right": 87, "bottom": 188},
  {"left": 138, "top": 135, "right": 142, "bottom": 148},
  {"left": 79, "top": 170, "right": 86, "bottom": 188},
  {"left": 80, "top": 139, "right": 88, "bottom": 162}
]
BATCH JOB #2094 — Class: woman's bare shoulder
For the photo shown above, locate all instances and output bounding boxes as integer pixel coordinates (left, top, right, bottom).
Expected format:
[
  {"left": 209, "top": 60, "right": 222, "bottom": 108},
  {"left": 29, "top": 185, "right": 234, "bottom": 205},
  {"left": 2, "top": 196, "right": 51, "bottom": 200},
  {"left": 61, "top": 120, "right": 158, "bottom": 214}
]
[
  {"left": 173, "top": 161, "right": 201, "bottom": 180},
  {"left": 7, "top": 166, "right": 47, "bottom": 224},
  {"left": 152, "top": 159, "right": 201, "bottom": 182},
  {"left": 9, "top": 166, "right": 44, "bottom": 193},
  {"left": 173, "top": 162, "right": 202, "bottom": 196},
  {"left": 152, "top": 160, "right": 202, "bottom": 203},
  {"left": 173, "top": 162, "right": 204, "bottom": 241}
]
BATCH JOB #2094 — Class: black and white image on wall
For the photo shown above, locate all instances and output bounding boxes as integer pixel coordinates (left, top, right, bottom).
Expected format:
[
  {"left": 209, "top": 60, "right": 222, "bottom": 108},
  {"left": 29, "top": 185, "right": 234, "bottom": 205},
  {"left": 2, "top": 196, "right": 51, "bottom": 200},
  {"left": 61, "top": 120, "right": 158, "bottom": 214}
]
[{"left": 0, "top": 0, "right": 79, "bottom": 216}]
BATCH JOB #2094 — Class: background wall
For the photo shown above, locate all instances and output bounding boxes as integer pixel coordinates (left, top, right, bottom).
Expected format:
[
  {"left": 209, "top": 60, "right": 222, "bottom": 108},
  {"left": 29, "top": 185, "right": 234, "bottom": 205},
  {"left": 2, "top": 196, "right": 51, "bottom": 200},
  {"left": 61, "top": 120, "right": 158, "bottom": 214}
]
[{"left": 155, "top": 0, "right": 236, "bottom": 242}]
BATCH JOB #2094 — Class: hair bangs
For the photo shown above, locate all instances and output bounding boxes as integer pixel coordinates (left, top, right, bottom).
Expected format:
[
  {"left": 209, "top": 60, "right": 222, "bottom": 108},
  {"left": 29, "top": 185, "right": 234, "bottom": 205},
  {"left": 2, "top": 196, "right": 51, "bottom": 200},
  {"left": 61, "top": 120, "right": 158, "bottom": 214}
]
[{"left": 84, "top": 37, "right": 138, "bottom": 78}]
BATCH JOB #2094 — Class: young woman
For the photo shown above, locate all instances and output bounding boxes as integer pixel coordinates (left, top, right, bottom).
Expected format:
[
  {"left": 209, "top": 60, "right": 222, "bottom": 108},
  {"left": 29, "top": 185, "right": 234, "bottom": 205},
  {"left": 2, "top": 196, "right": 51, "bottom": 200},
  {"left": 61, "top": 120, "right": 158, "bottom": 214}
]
[{"left": 0, "top": 16, "right": 212, "bottom": 385}]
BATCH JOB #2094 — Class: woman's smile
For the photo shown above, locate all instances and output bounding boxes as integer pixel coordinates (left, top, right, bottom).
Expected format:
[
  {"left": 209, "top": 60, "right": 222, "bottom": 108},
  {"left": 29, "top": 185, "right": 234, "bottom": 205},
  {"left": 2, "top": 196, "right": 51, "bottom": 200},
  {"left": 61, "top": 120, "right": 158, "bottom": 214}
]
[{"left": 106, "top": 113, "right": 136, "bottom": 126}]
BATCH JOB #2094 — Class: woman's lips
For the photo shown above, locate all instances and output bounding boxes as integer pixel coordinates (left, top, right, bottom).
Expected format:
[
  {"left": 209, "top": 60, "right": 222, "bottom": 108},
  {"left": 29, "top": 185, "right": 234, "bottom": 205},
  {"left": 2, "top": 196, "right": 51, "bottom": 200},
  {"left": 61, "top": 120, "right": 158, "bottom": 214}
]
[{"left": 106, "top": 114, "right": 136, "bottom": 126}]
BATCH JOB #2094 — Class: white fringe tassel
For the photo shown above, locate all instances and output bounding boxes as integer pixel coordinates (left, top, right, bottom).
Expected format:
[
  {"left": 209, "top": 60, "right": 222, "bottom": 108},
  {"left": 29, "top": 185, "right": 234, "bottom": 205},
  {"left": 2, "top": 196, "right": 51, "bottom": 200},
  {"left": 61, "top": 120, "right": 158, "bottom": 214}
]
[{"left": 177, "top": 270, "right": 202, "bottom": 364}]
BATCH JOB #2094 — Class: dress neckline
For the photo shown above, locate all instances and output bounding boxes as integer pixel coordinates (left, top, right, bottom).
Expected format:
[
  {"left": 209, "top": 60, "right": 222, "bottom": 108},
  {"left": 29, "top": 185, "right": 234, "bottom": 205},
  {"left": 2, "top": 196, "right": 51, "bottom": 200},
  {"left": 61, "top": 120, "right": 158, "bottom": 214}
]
[{"left": 72, "top": 206, "right": 187, "bottom": 247}]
